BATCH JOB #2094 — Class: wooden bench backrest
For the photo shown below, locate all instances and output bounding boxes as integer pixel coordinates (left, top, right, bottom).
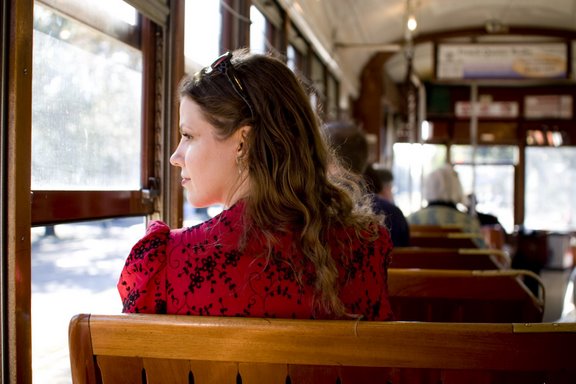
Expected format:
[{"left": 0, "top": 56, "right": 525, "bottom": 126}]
[
  {"left": 388, "top": 268, "right": 544, "bottom": 322},
  {"left": 390, "top": 247, "right": 510, "bottom": 270},
  {"left": 69, "top": 314, "right": 576, "bottom": 384},
  {"left": 409, "top": 224, "right": 464, "bottom": 233},
  {"left": 409, "top": 232, "right": 482, "bottom": 248}
]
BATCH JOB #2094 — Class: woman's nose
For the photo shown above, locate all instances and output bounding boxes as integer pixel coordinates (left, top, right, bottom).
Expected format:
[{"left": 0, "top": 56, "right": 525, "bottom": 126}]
[{"left": 169, "top": 144, "right": 182, "bottom": 167}]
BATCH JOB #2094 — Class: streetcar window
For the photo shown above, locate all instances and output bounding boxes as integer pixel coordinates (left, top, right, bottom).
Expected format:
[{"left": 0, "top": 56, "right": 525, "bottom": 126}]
[
  {"left": 184, "top": 0, "right": 221, "bottom": 69},
  {"left": 452, "top": 145, "right": 518, "bottom": 233},
  {"left": 32, "top": 2, "right": 142, "bottom": 190},
  {"left": 525, "top": 147, "right": 576, "bottom": 232},
  {"left": 250, "top": 5, "right": 267, "bottom": 54},
  {"left": 31, "top": 218, "right": 144, "bottom": 382},
  {"left": 392, "top": 143, "right": 447, "bottom": 215}
]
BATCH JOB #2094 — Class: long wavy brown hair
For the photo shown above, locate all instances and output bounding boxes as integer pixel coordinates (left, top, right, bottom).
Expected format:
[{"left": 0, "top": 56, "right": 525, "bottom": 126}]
[{"left": 179, "top": 49, "right": 381, "bottom": 317}]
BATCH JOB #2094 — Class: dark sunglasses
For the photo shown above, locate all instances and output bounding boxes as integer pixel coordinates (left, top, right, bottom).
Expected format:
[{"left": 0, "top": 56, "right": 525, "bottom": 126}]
[{"left": 203, "top": 52, "right": 254, "bottom": 119}]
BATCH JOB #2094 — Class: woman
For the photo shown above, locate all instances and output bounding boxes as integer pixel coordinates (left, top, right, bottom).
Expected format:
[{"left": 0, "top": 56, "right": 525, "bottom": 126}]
[{"left": 118, "top": 50, "right": 393, "bottom": 320}]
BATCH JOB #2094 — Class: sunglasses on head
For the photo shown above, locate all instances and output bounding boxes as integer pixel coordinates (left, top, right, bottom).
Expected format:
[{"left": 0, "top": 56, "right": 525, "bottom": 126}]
[{"left": 203, "top": 52, "right": 254, "bottom": 119}]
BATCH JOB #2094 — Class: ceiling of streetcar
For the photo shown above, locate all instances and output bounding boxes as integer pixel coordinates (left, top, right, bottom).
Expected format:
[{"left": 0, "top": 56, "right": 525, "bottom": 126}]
[{"left": 283, "top": 0, "right": 576, "bottom": 96}]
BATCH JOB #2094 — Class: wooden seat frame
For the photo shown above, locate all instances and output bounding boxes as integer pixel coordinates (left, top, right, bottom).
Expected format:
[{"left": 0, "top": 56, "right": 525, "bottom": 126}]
[
  {"left": 69, "top": 314, "right": 576, "bottom": 384},
  {"left": 390, "top": 247, "right": 511, "bottom": 270},
  {"left": 388, "top": 268, "right": 545, "bottom": 322}
]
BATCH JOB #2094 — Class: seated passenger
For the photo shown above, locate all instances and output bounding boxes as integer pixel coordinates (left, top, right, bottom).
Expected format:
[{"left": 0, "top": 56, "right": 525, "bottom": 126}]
[
  {"left": 365, "top": 166, "right": 395, "bottom": 203},
  {"left": 117, "top": 50, "right": 393, "bottom": 321},
  {"left": 324, "top": 121, "right": 410, "bottom": 247},
  {"left": 407, "top": 164, "right": 486, "bottom": 248}
]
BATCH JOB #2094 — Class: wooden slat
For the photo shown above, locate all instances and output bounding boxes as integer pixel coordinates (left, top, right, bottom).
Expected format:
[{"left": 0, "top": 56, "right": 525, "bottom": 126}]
[
  {"left": 97, "top": 356, "right": 143, "bottom": 384},
  {"left": 143, "top": 358, "right": 191, "bottom": 384},
  {"left": 239, "top": 363, "right": 287, "bottom": 384}
]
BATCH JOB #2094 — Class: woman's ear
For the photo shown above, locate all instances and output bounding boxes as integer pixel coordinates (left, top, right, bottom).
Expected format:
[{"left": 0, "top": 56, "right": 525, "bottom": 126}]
[{"left": 236, "top": 125, "right": 251, "bottom": 155}]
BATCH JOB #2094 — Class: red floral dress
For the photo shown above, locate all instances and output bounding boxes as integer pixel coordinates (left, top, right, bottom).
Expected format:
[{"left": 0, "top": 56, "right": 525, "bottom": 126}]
[{"left": 118, "top": 201, "right": 393, "bottom": 320}]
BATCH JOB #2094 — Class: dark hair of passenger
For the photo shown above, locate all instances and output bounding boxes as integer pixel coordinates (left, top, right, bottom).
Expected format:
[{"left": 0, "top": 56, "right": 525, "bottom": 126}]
[
  {"left": 178, "top": 49, "right": 379, "bottom": 317},
  {"left": 324, "top": 121, "right": 369, "bottom": 175}
]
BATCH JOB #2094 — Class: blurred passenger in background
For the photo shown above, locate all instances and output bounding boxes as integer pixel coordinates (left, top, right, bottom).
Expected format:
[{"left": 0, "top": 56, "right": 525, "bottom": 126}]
[
  {"left": 364, "top": 166, "right": 395, "bottom": 203},
  {"left": 407, "top": 164, "right": 486, "bottom": 248},
  {"left": 325, "top": 121, "right": 410, "bottom": 247}
]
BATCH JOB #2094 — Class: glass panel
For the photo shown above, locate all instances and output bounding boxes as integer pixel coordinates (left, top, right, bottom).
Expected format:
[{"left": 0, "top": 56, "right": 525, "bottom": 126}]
[
  {"left": 32, "top": 2, "right": 142, "bottom": 190},
  {"left": 451, "top": 145, "right": 519, "bottom": 164},
  {"left": 185, "top": 0, "right": 221, "bottom": 68},
  {"left": 454, "top": 164, "right": 515, "bottom": 233},
  {"left": 250, "top": 5, "right": 267, "bottom": 54},
  {"left": 392, "top": 143, "right": 447, "bottom": 215},
  {"left": 525, "top": 147, "right": 576, "bottom": 231},
  {"left": 32, "top": 217, "right": 145, "bottom": 383},
  {"left": 287, "top": 44, "right": 297, "bottom": 71}
]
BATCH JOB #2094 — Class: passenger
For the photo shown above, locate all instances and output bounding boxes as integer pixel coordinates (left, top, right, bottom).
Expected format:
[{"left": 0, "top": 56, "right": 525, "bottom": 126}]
[
  {"left": 407, "top": 164, "right": 486, "bottom": 248},
  {"left": 118, "top": 50, "right": 393, "bottom": 321},
  {"left": 364, "top": 165, "right": 395, "bottom": 203},
  {"left": 324, "top": 121, "right": 410, "bottom": 247}
]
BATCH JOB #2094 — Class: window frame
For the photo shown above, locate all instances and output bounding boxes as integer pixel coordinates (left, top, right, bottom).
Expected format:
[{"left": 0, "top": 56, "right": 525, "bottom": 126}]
[{"left": 30, "top": 1, "right": 159, "bottom": 226}]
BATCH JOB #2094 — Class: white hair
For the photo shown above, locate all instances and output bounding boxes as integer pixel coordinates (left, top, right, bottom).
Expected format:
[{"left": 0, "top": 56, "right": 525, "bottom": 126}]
[{"left": 424, "top": 165, "right": 465, "bottom": 204}]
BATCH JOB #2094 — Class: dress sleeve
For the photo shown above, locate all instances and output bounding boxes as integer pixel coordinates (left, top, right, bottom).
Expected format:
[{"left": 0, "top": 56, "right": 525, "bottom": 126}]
[{"left": 117, "top": 220, "right": 170, "bottom": 313}]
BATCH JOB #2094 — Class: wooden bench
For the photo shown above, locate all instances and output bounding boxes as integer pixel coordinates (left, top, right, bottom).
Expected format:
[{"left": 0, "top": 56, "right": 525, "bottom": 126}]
[
  {"left": 388, "top": 268, "right": 544, "bottom": 322},
  {"left": 408, "top": 232, "right": 483, "bottom": 248},
  {"left": 69, "top": 314, "right": 576, "bottom": 384},
  {"left": 390, "top": 247, "right": 511, "bottom": 270}
]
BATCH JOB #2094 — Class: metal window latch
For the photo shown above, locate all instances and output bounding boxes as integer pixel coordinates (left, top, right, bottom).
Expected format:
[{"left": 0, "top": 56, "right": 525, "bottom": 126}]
[{"left": 142, "top": 177, "right": 160, "bottom": 203}]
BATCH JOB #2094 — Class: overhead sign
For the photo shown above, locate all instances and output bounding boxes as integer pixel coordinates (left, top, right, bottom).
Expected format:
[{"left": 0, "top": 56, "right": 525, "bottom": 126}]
[
  {"left": 524, "top": 95, "right": 573, "bottom": 119},
  {"left": 455, "top": 101, "right": 519, "bottom": 118},
  {"left": 437, "top": 43, "right": 567, "bottom": 80}
]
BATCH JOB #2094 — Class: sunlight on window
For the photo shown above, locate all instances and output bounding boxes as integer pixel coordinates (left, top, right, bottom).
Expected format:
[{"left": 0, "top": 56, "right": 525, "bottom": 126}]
[
  {"left": 392, "top": 143, "right": 447, "bottom": 215},
  {"left": 32, "top": 3, "right": 142, "bottom": 190},
  {"left": 32, "top": 218, "right": 145, "bottom": 383},
  {"left": 250, "top": 5, "right": 267, "bottom": 54},
  {"left": 185, "top": 0, "right": 221, "bottom": 69},
  {"left": 99, "top": 0, "right": 137, "bottom": 25},
  {"left": 525, "top": 147, "right": 576, "bottom": 231}
]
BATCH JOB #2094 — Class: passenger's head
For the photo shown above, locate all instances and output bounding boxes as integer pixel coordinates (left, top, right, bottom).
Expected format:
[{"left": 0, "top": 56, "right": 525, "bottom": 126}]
[
  {"left": 324, "top": 121, "right": 368, "bottom": 175},
  {"left": 171, "top": 49, "right": 330, "bottom": 212},
  {"left": 364, "top": 165, "right": 394, "bottom": 202},
  {"left": 424, "top": 164, "right": 465, "bottom": 205}
]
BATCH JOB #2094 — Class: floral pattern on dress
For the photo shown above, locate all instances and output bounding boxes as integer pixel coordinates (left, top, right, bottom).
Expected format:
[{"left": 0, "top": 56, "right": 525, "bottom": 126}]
[{"left": 118, "top": 201, "right": 393, "bottom": 320}]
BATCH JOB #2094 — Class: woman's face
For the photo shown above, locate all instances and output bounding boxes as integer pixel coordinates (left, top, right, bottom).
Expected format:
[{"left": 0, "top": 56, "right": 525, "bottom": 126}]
[{"left": 170, "top": 97, "right": 246, "bottom": 208}]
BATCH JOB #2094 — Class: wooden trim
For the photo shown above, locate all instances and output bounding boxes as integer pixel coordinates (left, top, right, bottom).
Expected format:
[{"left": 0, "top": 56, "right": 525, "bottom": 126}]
[
  {"left": 68, "top": 314, "right": 97, "bottom": 384},
  {"left": 0, "top": 0, "right": 7, "bottom": 377},
  {"left": 82, "top": 315, "right": 576, "bottom": 370},
  {"left": 166, "top": 0, "right": 185, "bottom": 229},
  {"left": 31, "top": 191, "right": 152, "bottom": 226},
  {"left": 7, "top": 0, "right": 33, "bottom": 382},
  {"left": 140, "top": 18, "right": 157, "bottom": 189},
  {"left": 37, "top": 0, "right": 140, "bottom": 49}
]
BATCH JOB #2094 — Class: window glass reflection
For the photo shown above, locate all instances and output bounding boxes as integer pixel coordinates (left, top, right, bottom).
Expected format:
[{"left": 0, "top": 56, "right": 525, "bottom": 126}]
[{"left": 32, "top": 3, "right": 142, "bottom": 190}]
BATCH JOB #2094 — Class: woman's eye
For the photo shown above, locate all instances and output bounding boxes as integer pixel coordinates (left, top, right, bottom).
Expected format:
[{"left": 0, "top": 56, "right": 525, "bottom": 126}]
[{"left": 181, "top": 133, "right": 192, "bottom": 140}]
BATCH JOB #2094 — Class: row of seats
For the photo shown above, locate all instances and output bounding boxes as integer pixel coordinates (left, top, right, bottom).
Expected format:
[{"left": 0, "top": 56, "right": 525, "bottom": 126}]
[{"left": 68, "top": 225, "right": 570, "bottom": 383}]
